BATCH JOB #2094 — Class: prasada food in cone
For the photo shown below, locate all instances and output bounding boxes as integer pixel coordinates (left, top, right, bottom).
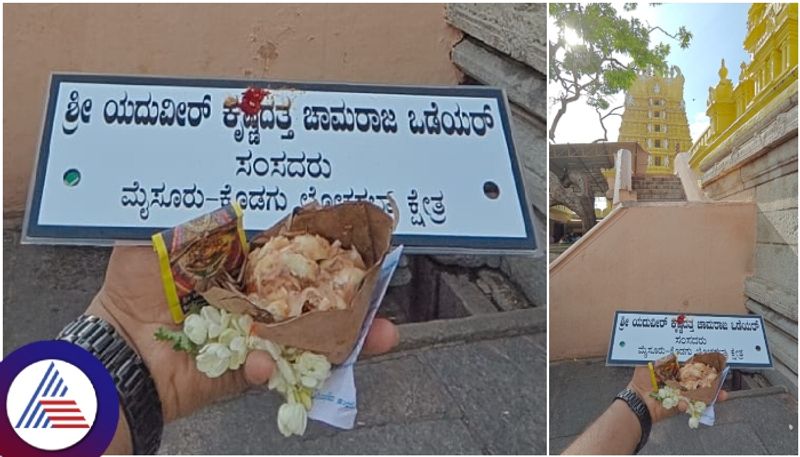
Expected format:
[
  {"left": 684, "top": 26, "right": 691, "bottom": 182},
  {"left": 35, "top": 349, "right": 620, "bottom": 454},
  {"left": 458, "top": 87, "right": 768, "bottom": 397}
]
[{"left": 153, "top": 200, "right": 395, "bottom": 364}]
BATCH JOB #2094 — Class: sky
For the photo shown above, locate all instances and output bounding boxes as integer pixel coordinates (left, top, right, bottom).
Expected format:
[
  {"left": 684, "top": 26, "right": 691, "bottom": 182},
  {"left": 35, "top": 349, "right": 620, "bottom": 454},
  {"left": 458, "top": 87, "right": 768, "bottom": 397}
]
[{"left": 548, "top": 2, "right": 751, "bottom": 144}]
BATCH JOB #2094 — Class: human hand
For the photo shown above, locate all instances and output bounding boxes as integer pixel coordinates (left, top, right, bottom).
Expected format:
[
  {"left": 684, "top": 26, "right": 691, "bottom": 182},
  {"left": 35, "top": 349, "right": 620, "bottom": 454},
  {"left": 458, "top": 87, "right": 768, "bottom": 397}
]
[
  {"left": 86, "top": 245, "right": 399, "bottom": 423},
  {"left": 626, "top": 363, "right": 728, "bottom": 423}
]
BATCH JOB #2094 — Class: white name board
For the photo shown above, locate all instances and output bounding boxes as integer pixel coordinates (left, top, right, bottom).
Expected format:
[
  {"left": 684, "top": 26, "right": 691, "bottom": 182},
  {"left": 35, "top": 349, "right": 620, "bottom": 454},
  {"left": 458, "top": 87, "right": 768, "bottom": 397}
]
[
  {"left": 23, "top": 74, "right": 537, "bottom": 254},
  {"left": 607, "top": 311, "right": 772, "bottom": 368}
]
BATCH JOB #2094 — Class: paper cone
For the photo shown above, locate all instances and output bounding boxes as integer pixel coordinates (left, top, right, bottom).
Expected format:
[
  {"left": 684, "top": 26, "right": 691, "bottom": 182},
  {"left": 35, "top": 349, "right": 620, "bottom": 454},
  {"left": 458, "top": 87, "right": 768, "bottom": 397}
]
[
  {"left": 200, "top": 201, "right": 394, "bottom": 364},
  {"left": 662, "top": 352, "right": 728, "bottom": 403}
]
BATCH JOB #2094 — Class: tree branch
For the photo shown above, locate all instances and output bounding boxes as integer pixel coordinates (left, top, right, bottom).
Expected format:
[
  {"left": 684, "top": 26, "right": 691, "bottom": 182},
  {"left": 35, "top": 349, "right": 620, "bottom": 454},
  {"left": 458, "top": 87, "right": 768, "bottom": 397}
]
[
  {"left": 648, "top": 25, "right": 680, "bottom": 41},
  {"left": 591, "top": 105, "right": 625, "bottom": 143},
  {"left": 549, "top": 92, "right": 582, "bottom": 142}
]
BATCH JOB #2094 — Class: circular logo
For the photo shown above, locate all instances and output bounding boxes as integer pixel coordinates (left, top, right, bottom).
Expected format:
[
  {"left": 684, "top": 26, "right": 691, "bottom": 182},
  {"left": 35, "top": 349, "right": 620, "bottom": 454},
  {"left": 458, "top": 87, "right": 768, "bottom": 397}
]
[
  {"left": 6, "top": 360, "right": 98, "bottom": 450},
  {"left": 0, "top": 341, "right": 119, "bottom": 457}
]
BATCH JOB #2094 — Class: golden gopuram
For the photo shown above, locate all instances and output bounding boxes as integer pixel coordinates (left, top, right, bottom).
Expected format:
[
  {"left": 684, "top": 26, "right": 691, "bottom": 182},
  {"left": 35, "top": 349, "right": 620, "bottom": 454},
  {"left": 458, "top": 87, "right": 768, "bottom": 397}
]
[
  {"left": 617, "top": 69, "right": 693, "bottom": 174},
  {"left": 689, "top": 2, "right": 798, "bottom": 170}
]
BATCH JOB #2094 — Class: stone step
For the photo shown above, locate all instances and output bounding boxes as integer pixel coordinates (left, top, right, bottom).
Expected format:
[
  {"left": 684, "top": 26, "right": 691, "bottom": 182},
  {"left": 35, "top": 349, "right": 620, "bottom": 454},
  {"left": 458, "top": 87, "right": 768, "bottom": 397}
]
[
  {"left": 637, "top": 194, "right": 686, "bottom": 200},
  {"left": 631, "top": 175, "right": 686, "bottom": 202},
  {"left": 637, "top": 195, "right": 686, "bottom": 200},
  {"left": 635, "top": 188, "right": 685, "bottom": 194},
  {"left": 635, "top": 189, "right": 685, "bottom": 194},
  {"left": 637, "top": 197, "right": 686, "bottom": 202},
  {"left": 633, "top": 185, "right": 684, "bottom": 190}
]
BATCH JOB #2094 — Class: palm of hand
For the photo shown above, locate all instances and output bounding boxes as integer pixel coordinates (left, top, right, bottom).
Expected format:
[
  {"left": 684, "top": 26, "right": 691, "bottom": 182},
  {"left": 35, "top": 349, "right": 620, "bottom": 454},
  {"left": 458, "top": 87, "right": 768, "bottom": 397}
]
[
  {"left": 86, "top": 246, "right": 251, "bottom": 422},
  {"left": 628, "top": 366, "right": 681, "bottom": 423}
]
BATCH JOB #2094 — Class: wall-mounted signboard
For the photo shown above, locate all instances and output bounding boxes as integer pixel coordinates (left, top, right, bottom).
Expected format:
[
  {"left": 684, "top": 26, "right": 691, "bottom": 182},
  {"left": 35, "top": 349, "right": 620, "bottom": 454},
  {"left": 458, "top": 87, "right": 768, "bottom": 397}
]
[
  {"left": 24, "top": 74, "right": 538, "bottom": 254},
  {"left": 607, "top": 311, "right": 772, "bottom": 368}
]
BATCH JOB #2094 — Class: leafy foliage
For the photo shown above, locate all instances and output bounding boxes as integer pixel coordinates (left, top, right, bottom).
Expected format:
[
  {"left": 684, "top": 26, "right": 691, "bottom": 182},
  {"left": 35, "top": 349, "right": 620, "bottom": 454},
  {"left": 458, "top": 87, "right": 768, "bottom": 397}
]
[
  {"left": 154, "top": 326, "right": 199, "bottom": 355},
  {"left": 548, "top": 3, "right": 693, "bottom": 142}
]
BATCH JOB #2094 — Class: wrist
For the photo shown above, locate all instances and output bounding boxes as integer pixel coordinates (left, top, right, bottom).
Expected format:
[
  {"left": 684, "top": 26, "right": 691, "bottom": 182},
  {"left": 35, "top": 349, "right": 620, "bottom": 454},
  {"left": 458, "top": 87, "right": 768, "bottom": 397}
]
[
  {"left": 87, "top": 296, "right": 176, "bottom": 421},
  {"left": 627, "top": 382, "right": 658, "bottom": 422},
  {"left": 615, "top": 387, "right": 651, "bottom": 454},
  {"left": 611, "top": 397, "right": 642, "bottom": 441},
  {"left": 57, "top": 314, "right": 164, "bottom": 454},
  {"left": 105, "top": 405, "right": 134, "bottom": 454}
]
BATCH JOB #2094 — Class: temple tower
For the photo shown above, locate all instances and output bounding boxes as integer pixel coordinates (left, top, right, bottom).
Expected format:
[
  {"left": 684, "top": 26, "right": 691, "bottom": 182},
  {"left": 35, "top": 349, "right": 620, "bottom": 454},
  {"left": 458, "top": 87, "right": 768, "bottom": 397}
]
[{"left": 617, "top": 69, "right": 693, "bottom": 174}]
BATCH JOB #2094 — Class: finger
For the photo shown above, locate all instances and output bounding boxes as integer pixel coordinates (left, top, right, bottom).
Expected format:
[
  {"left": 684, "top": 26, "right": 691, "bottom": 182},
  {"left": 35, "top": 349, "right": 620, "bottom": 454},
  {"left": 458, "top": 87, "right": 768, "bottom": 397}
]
[
  {"left": 717, "top": 389, "right": 729, "bottom": 403},
  {"left": 244, "top": 350, "right": 276, "bottom": 385},
  {"left": 362, "top": 318, "right": 399, "bottom": 356}
]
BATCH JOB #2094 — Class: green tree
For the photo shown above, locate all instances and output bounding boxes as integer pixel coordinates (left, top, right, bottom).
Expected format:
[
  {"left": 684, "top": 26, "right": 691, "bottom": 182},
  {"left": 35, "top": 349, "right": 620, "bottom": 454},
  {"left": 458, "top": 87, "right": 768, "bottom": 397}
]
[{"left": 548, "top": 3, "right": 692, "bottom": 142}]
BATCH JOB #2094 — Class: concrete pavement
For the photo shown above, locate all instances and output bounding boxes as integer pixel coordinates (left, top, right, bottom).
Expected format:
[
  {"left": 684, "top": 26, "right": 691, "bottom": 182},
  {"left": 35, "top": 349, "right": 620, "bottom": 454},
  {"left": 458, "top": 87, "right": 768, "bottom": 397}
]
[
  {"left": 550, "top": 358, "right": 798, "bottom": 455},
  {"left": 3, "top": 229, "right": 547, "bottom": 454}
]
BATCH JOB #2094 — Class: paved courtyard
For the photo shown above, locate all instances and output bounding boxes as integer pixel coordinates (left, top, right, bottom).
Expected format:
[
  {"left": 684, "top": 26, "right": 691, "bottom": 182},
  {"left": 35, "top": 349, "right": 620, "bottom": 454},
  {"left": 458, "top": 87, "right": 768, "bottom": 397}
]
[
  {"left": 3, "top": 229, "right": 548, "bottom": 454},
  {"left": 550, "top": 358, "right": 798, "bottom": 455}
]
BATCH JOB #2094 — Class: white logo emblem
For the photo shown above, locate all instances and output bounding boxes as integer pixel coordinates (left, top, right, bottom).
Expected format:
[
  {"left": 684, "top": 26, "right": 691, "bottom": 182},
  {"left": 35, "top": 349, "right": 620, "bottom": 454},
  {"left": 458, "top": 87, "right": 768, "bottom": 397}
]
[{"left": 6, "top": 359, "right": 98, "bottom": 451}]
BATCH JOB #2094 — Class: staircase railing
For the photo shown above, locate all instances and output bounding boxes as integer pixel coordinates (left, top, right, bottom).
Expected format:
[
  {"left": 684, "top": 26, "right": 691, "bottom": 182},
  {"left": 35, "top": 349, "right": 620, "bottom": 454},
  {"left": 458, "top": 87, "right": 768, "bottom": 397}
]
[
  {"left": 673, "top": 152, "right": 709, "bottom": 202},
  {"left": 612, "top": 148, "right": 635, "bottom": 206}
]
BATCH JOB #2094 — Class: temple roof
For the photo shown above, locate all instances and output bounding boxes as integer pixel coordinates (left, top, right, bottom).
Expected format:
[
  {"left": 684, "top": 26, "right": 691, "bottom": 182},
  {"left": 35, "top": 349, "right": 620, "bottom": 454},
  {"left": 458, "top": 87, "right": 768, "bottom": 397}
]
[{"left": 549, "top": 142, "right": 649, "bottom": 196}]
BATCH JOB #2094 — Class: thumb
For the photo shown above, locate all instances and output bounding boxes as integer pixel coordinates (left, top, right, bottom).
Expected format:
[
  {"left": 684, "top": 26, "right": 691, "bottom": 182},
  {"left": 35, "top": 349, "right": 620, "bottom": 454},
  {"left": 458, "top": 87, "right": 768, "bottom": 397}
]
[{"left": 243, "top": 350, "right": 276, "bottom": 385}]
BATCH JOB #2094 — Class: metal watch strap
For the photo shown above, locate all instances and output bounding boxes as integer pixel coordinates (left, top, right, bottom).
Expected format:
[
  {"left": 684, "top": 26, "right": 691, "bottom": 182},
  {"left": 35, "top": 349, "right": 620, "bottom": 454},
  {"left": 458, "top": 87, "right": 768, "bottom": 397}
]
[
  {"left": 57, "top": 314, "right": 163, "bottom": 454},
  {"left": 614, "top": 388, "right": 651, "bottom": 454}
]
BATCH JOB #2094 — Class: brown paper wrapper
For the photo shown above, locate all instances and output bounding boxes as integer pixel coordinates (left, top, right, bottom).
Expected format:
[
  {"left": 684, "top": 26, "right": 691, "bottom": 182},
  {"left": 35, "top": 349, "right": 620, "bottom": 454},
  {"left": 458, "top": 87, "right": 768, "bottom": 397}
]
[
  {"left": 200, "top": 201, "right": 393, "bottom": 364},
  {"left": 661, "top": 352, "right": 727, "bottom": 403}
]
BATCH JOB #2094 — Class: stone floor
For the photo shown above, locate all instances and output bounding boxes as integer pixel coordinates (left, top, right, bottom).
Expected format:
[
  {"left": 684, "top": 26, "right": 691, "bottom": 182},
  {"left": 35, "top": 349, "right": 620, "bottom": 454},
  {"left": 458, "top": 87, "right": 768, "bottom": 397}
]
[
  {"left": 550, "top": 358, "right": 798, "bottom": 455},
  {"left": 160, "top": 334, "right": 546, "bottom": 454},
  {"left": 3, "top": 229, "right": 548, "bottom": 454}
]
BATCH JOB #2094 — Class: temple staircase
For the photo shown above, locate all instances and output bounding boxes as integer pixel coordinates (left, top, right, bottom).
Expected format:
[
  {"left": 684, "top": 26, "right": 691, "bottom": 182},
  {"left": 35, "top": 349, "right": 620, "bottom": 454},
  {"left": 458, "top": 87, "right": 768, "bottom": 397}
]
[
  {"left": 551, "top": 147, "right": 756, "bottom": 360},
  {"left": 631, "top": 175, "right": 686, "bottom": 202}
]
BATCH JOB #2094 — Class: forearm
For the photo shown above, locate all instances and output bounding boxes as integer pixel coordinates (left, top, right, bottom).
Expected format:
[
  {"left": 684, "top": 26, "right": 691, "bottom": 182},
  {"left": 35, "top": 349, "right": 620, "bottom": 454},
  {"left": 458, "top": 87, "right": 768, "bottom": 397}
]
[
  {"left": 105, "top": 406, "right": 134, "bottom": 454},
  {"left": 58, "top": 306, "right": 165, "bottom": 455},
  {"left": 563, "top": 400, "right": 641, "bottom": 455}
]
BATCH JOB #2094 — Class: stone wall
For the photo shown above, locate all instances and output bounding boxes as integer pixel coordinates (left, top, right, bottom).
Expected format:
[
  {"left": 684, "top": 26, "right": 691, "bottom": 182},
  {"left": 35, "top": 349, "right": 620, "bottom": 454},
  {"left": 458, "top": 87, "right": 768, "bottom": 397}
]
[
  {"left": 701, "top": 88, "right": 798, "bottom": 387},
  {"left": 3, "top": 3, "right": 462, "bottom": 219},
  {"left": 441, "top": 3, "right": 547, "bottom": 306}
]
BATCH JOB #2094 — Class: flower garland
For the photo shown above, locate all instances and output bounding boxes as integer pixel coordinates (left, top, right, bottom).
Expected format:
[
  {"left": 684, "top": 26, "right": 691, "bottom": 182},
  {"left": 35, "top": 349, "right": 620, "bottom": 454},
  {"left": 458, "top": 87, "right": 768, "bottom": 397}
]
[
  {"left": 650, "top": 385, "right": 707, "bottom": 429},
  {"left": 155, "top": 306, "right": 331, "bottom": 437}
]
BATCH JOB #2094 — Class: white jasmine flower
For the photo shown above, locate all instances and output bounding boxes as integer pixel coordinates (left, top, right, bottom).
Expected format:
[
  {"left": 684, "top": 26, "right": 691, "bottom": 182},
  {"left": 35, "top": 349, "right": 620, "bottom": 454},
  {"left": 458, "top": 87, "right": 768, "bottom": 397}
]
[
  {"left": 277, "top": 402, "right": 308, "bottom": 437},
  {"left": 297, "top": 387, "right": 313, "bottom": 411},
  {"left": 652, "top": 386, "right": 682, "bottom": 410},
  {"left": 217, "top": 328, "right": 239, "bottom": 346},
  {"left": 684, "top": 400, "right": 706, "bottom": 429},
  {"left": 248, "top": 335, "right": 283, "bottom": 360},
  {"left": 277, "top": 357, "right": 298, "bottom": 385},
  {"left": 268, "top": 371, "right": 289, "bottom": 395},
  {"left": 662, "top": 395, "right": 679, "bottom": 409},
  {"left": 201, "top": 306, "right": 231, "bottom": 339},
  {"left": 183, "top": 314, "right": 208, "bottom": 345},
  {"left": 686, "top": 400, "right": 706, "bottom": 417},
  {"left": 295, "top": 352, "right": 331, "bottom": 389},
  {"left": 196, "top": 343, "right": 232, "bottom": 378},
  {"left": 232, "top": 314, "right": 254, "bottom": 335},
  {"left": 228, "top": 336, "right": 247, "bottom": 370}
]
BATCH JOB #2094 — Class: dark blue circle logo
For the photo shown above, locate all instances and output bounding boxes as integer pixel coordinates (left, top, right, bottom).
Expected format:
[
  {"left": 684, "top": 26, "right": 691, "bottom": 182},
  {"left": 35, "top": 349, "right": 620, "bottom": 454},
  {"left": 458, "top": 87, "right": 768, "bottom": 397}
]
[{"left": 0, "top": 341, "right": 119, "bottom": 457}]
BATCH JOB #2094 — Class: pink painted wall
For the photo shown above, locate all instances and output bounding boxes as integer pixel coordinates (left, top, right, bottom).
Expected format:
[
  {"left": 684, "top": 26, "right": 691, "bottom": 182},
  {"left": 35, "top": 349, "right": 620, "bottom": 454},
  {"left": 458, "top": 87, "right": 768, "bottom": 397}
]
[
  {"left": 550, "top": 201, "right": 756, "bottom": 360},
  {"left": 3, "top": 3, "right": 462, "bottom": 218}
]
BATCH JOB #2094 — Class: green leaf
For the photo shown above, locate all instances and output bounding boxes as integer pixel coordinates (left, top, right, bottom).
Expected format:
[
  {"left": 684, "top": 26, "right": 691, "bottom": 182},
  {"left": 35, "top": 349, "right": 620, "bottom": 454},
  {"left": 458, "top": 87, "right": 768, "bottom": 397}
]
[
  {"left": 154, "top": 326, "right": 199, "bottom": 355},
  {"left": 549, "top": 2, "right": 694, "bottom": 140}
]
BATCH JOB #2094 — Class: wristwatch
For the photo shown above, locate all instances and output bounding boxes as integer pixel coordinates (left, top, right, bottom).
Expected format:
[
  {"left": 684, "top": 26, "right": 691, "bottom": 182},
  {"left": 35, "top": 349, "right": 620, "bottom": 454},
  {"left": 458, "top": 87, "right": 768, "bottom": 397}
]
[
  {"left": 614, "top": 388, "right": 651, "bottom": 454},
  {"left": 57, "top": 314, "right": 163, "bottom": 454}
]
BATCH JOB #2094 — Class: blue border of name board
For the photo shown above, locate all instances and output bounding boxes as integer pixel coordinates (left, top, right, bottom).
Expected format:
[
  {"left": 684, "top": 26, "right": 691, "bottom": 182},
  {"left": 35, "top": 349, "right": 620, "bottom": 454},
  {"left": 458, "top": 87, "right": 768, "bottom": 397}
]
[
  {"left": 24, "top": 73, "right": 537, "bottom": 253},
  {"left": 606, "top": 310, "right": 773, "bottom": 368}
]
